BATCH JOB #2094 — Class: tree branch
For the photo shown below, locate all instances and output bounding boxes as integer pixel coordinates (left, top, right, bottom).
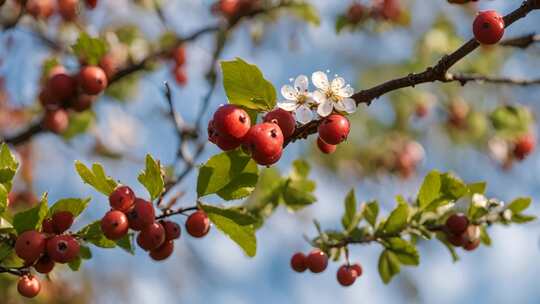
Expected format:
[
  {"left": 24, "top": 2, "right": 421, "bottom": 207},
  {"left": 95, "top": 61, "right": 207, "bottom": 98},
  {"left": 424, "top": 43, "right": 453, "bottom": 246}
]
[
  {"left": 445, "top": 73, "right": 540, "bottom": 86},
  {"left": 0, "top": 266, "right": 28, "bottom": 276},
  {"left": 501, "top": 33, "right": 540, "bottom": 48}
]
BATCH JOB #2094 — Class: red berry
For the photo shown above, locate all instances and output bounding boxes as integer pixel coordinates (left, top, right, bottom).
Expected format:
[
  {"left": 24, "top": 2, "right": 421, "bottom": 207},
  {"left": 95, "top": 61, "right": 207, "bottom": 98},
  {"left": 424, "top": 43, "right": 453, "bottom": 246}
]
[
  {"left": 47, "top": 72, "right": 76, "bottom": 101},
  {"left": 85, "top": 0, "right": 97, "bottom": 9},
  {"left": 415, "top": 103, "right": 429, "bottom": 118},
  {"left": 350, "top": 263, "right": 362, "bottom": 277},
  {"left": 213, "top": 104, "right": 251, "bottom": 140},
  {"left": 173, "top": 66, "right": 188, "bottom": 86},
  {"left": 161, "top": 220, "right": 181, "bottom": 241},
  {"left": 51, "top": 211, "right": 74, "bottom": 234},
  {"left": 337, "top": 265, "right": 357, "bottom": 287},
  {"left": 514, "top": 133, "right": 535, "bottom": 160},
  {"left": 127, "top": 198, "right": 155, "bottom": 231},
  {"left": 346, "top": 3, "right": 365, "bottom": 24},
  {"left": 109, "top": 185, "right": 136, "bottom": 213},
  {"left": 39, "top": 88, "right": 60, "bottom": 110},
  {"left": 290, "top": 252, "right": 307, "bottom": 273},
  {"left": 15, "top": 230, "right": 46, "bottom": 263},
  {"left": 318, "top": 114, "right": 350, "bottom": 145},
  {"left": 79, "top": 66, "right": 108, "bottom": 95},
  {"left": 447, "top": 233, "right": 466, "bottom": 247},
  {"left": 17, "top": 275, "right": 41, "bottom": 298},
  {"left": 149, "top": 240, "right": 174, "bottom": 261},
  {"left": 263, "top": 108, "right": 296, "bottom": 139},
  {"left": 317, "top": 137, "right": 337, "bottom": 154},
  {"left": 445, "top": 213, "right": 469, "bottom": 235},
  {"left": 58, "top": 0, "right": 78, "bottom": 21},
  {"left": 185, "top": 210, "right": 210, "bottom": 238},
  {"left": 47, "top": 235, "right": 80, "bottom": 263},
  {"left": 99, "top": 54, "right": 118, "bottom": 80},
  {"left": 306, "top": 249, "right": 328, "bottom": 273},
  {"left": 377, "top": 0, "right": 402, "bottom": 21},
  {"left": 34, "top": 255, "right": 55, "bottom": 274},
  {"left": 464, "top": 238, "right": 481, "bottom": 251},
  {"left": 208, "top": 119, "right": 219, "bottom": 144},
  {"left": 216, "top": 134, "right": 242, "bottom": 151},
  {"left": 100, "top": 210, "right": 129, "bottom": 240},
  {"left": 137, "top": 222, "right": 165, "bottom": 251},
  {"left": 172, "top": 46, "right": 186, "bottom": 66},
  {"left": 218, "top": 0, "right": 240, "bottom": 18},
  {"left": 42, "top": 218, "right": 55, "bottom": 234},
  {"left": 473, "top": 10, "right": 505, "bottom": 45},
  {"left": 71, "top": 94, "right": 96, "bottom": 112},
  {"left": 244, "top": 122, "right": 284, "bottom": 166},
  {"left": 26, "top": 0, "right": 54, "bottom": 19},
  {"left": 43, "top": 109, "right": 69, "bottom": 134}
]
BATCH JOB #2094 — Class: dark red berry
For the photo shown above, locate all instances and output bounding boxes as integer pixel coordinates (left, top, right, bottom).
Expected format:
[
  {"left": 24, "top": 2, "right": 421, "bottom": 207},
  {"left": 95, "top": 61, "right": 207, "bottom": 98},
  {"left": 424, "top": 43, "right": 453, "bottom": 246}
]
[
  {"left": 244, "top": 122, "right": 284, "bottom": 166},
  {"left": 99, "top": 54, "right": 118, "bottom": 80},
  {"left": 127, "top": 198, "right": 155, "bottom": 231},
  {"left": 71, "top": 94, "right": 96, "bottom": 112},
  {"left": 58, "top": 0, "right": 78, "bottom": 21},
  {"left": 185, "top": 210, "right": 210, "bottom": 238},
  {"left": 263, "top": 108, "right": 296, "bottom": 139},
  {"left": 51, "top": 211, "right": 74, "bottom": 234},
  {"left": 161, "top": 220, "right": 181, "bottom": 241},
  {"left": 47, "top": 235, "right": 80, "bottom": 263},
  {"left": 79, "top": 66, "right": 108, "bottom": 95},
  {"left": 514, "top": 133, "right": 535, "bottom": 160},
  {"left": 216, "top": 134, "right": 242, "bottom": 151},
  {"left": 306, "top": 249, "right": 328, "bottom": 273},
  {"left": 445, "top": 213, "right": 469, "bottom": 235},
  {"left": 473, "top": 10, "right": 505, "bottom": 45},
  {"left": 26, "top": 0, "right": 55, "bottom": 19},
  {"left": 15, "top": 230, "right": 46, "bottom": 263},
  {"left": 350, "top": 263, "right": 362, "bottom": 277},
  {"left": 34, "top": 255, "right": 55, "bottom": 274},
  {"left": 47, "top": 72, "right": 77, "bottom": 101},
  {"left": 213, "top": 104, "right": 251, "bottom": 140},
  {"left": 464, "top": 238, "right": 481, "bottom": 251},
  {"left": 346, "top": 3, "right": 365, "bottom": 24},
  {"left": 318, "top": 114, "right": 350, "bottom": 145},
  {"left": 137, "top": 222, "right": 165, "bottom": 251},
  {"left": 149, "top": 240, "right": 174, "bottom": 261},
  {"left": 43, "top": 109, "right": 69, "bottom": 134},
  {"left": 85, "top": 0, "right": 97, "bottom": 9},
  {"left": 17, "top": 275, "right": 41, "bottom": 298},
  {"left": 317, "top": 137, "right": 337, "bottom": 154},
  {"left": 109, "top": 185, "right": 136, "bottom": 213},
  {"left": 42, "top": 218, "right": 55, "bottom": 234},
  {"left": 290, "top": 252, "right": 307, "bottom": 273},
  {"left": 337, "top": 265, "right": 357, "bottom": 286},
  {"left": 447, "top": 233, "right": 466, "bottom": 247},
  {"left": 100, "top": 210, "right": 129, "bottom": 240}
]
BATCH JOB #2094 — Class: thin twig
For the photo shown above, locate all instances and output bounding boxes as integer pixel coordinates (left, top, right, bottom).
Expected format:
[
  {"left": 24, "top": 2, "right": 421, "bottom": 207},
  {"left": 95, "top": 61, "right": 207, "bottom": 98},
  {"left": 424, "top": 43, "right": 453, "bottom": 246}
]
[{"left": 445, "top": 73, "right": 540, "bottom": 86}]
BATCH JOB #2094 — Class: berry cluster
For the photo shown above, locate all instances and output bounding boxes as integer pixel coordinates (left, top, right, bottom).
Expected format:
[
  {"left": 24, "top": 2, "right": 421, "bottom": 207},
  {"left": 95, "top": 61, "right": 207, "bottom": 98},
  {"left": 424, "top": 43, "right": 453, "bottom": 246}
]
[
  {"left": 100, "top": 186, "right": 211, "bottom": 261},
  {"left": 473, "top": 10, "right": 505, "bottom": 45},
  {"left": 444, "top": 213, "right": 481, "bottom": 251},
  {"left": 24, "top": 0, "right": 97, "bottom": 22},
  {"left": 344, "top": 0, "right": 404, "bottom": 25},
  {"left": 211, "top": 0, "right": 261, "bottom": 22},
  {"left": 170, "top": 46, "right": 188, "bottom": 87},
  {"left": 14, "top": 210, "right": 80, "bottom": 297},
  {"left": 291, "top": 250, "right": 363, "bottom": 287},
  {"left": 39, "top": 62, "right": 108, "bottom": 133}
]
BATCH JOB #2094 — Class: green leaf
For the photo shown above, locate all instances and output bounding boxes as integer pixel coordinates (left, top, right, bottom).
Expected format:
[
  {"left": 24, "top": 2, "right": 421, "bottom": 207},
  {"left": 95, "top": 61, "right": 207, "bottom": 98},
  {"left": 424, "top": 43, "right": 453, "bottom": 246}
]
[
  {"left": 116, "top": 234, "right": 135, "bottom": 254},
  {"left": 0, "top": 143, "right": 19, "bottom": 189},
  {"left": 291, "top": 159, "right": 310, "bottom": 180},
  {"left": 62, "top": 111, "right": 95, "bottom": 140},
  {"left": 138, "top": 154, "right": 165, "bottom": 201},
  {"left": 197, "top": 150, "right": 258, "bottom": 200},
  {"left": 0, "top": 243, "right": 13, "bottom": 261},
  {"left": 200, "top": 204, "right": 258, "bottom": 226},
  {"left": 383, "top": 201, "right": 409, "bottom": 234},
  {"left": 385, "top": 238, "right": 419, "bottom": 266},
  {"left": 479, "top": 226, "right": 491, "bottom": 246},
  {"left": 0, "top": 184, "right": 7, "bottom": 215},
  {"left": 282, "top": 179, "right": 317, "bottom": 210},
  {"left": 68, "top": 256, "right": 82, "bottom": 271},
  {"left": 440, "top": 173, "right": 467, "bottom": 200},
  {"left": 417, "top": 171, "right": 441, "bottom": 209},
  {"left": 12, "top": 194, "right": 48, "bottom": 234},
  {"left": 75, "top": 161, "right": 118, "bottom": 196},
  {"left": 467, "top": 182, "right": 486, "bottom": 195},
  {"left": 378, "top": 250, "right": 401, "bottom": 284},
  {"left": 507, "top": 197, "right": 531, "bottom": 214},
  {"left": 79, "top": 245, "right": 92, "bottom": 260},
  {"left": 48, "top": 198, "right": 91, "bottom": 218},
  {"left": 286, "top": 3, "right": 320, "bottom": 26},
  {"left": 221, "top": 58, "right": 277, "bottom": 111},
  {"left": 341, "top": 189, "right": 357, "bottom": 230},
  {"left": 71, "top": 32, "right": 108, "bottom": 65},
  {"left": 364, "top": 201, "right": 379, "bottom": 227},
  {"left": 201, "top": 204, "right": 257, "bottom": 257},
  {"left": 335, "top": 15, "right": 349, "bottom": 33},
  {"left": 511, "top": 213, "right": 536, "bottom": 223},
  {"left": 78, "top": 221, "right": 116, "bottom": 248}
]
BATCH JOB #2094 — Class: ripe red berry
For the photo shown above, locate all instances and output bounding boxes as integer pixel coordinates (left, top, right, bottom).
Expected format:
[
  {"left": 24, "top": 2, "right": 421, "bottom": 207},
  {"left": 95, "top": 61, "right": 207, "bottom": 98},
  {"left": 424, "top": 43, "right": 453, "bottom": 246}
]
[
  {"left": 514, "top": 133, "right": 535, "bottom": 160},
  {"left": 213, "top": 104, "right": 251, "bottom": 140},
  {"left": 306, "top": 249, "right": 328, "bottom": 273},
  {"left": 100, "top": 210, "right": 129, "bottom": 240},
  {"left": 173, "top": 65, "right": 188, "bottom": 86},
  {"left": 290, "top": 252, "right": 307, "bottom": 273},
  {"left": 15, "top": 230, "right": 46, "bottom": 263},
  {"left": 34, "top": 255, "right": 55, "bottom": 274},
  {"left": 463, "top": 238, "right": 481, "bottom": 251},
  {"left": 26, "top": 0, "right": 54, "bottom": 19},
  {"left": 208, "top": 119, "right": 243, "bottom": 151},
  {"left": 445, "top": 213, "right": 469, "bottom": 235},
  {"left": 447, "top": 232, "right": 466, "bottom": 247},
  {"left": 47, "top": 235, "right": 80, "bottom": 263},
  {"left": 127, "top": 198, "right": 155, "bottom": 231},
  {"left": 149, "top": 240, "right": 174, "bottom": 261},
  {"left": 318, "top": 114, "right": 350, "bottom": 145},
  {"left": 42, "top": 218, "right": 55, "bottom": 234},
  {"left": 109, "top": 185, "right": 136, "bottom": 213},
  {"left": 337, "top": 265, "right": 357, "bottom": 287},
  {"left": 244, "top": 122, "right": 284, "bottom": 166},
  {"left": 85, "top": 0, "right": 97, "bottom": 9},
  {"left": 172, "top": 46, "right": 186, "bottom": 66},
  {"left": 39, "top": 88, "right": 60, "bottom": 110},
  {"left": 79, "top": 66, "right": 108, "bottom": 95},
  {"left": 161, "top": 220, "right": 181, "bottom": 241},
  {"left": 43, "top": 109, "right": 69, "bottom": 134},
  {"left": 377, "top": 0, "right": 402, "bottom": 21},
  {"left": 99, "top": 54, "right": 118, "bottom": 80},
  {"left": 58, "top": 0, "right": 78, "bottom": 21},
  {"left": 47, "top": 72, "right": 77, "bottom": 101},
  {"left": 185, "top": 210, "right": 210, "bottom": 238},
  {"left": 350, "top": 263, "right": 362, "bottom": 277},
  {"left": 473, "top": 10, "right": 505, "bottom": 45},
  {"left": 346, "top": 3, "right": 365, "bottom": 24},
  {"left": 51, "top": 211, "right": 74, "bottom": 234},
  {"left": 17, "top": 275, "right": 41, "bottom": 298},
  {"left": 263, "top": 108, "right": 296, "bottom": 139},
  {"left": 71, "top": 94, "right": 96, "bottom": 112},
  {"left": 137, "top": 222, "right": 166, "bottom": 251},
  {"left": 217, "top": 0, "right": 240, "bottom": 18},
  {"left": 317, "top": 137, "right": 337, "bottom": 154},
  {"left": 208, "top": 119, "right": 219, "bottom": 144}
]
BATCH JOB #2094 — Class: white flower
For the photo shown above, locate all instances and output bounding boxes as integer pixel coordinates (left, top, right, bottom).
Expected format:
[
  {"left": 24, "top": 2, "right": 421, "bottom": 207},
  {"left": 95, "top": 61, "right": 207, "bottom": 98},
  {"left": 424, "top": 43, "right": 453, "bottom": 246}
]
[
  {"left": 472, "top": 193, "right": 488, "bottom": 208},
  {"left": 278, "top": 75, "right": 315, "bottom": 124},
  {"left": 311, "top": 71, "right": 356, "bottom": 117},
  {"left": 503, "top": 209, "right": 513, "bottom": 221}
]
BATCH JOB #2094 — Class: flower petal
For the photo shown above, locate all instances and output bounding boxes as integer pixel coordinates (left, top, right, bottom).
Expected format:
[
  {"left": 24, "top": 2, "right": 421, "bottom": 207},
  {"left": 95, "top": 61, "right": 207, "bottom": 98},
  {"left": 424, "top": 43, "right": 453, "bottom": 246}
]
[
  {"left": 331, "top": 77, "right": 346, "bottom": 91},
  {"left": 311, "top": 90, "right": 326, "bottom": 105},
  {"left": 296, "top": 105, "right": 313, "bottom": 124},
  {"left": 278, "top": 100, "right": 298, "bottom": 111},
  {"left": 342, "top": 98, "right": 357, "bottom": 113},
  {"left": 337, "top": 85, "right": 354, "bottom": 98},
  {"left": 294, "top": 75, "right": 309, "bottom": 92},
  {"left": 334, "top": 101, "right": 346, "bottom": 112},
  {"left": 312, "top": 71, "right": 329, "bottom": 90},
  {"left": 317, "top": 100, "right": 334, "bottom": 117},
  {"left": 281, "top": 85, "right": 298, "bottom": 101}
]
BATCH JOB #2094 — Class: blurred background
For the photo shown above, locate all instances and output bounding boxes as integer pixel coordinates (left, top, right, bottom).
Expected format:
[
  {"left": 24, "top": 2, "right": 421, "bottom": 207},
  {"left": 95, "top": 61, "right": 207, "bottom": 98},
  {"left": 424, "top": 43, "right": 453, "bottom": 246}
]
[{"left": 1, "top": 0, "right": 540, "bottom": 303}]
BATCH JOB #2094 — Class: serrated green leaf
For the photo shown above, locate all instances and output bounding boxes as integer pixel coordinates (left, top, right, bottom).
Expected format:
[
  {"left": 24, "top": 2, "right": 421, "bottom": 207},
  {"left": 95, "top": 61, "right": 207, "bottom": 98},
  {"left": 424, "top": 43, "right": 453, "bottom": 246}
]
[
  {"left": 138, "top": 154, "right": 165, "bottom": 201},
  {"left": 418, "top": 171, "right": 441, "bottom": 209},
  {"left": 216, "top": 173, "right": 259, "bottom": 201},
  {"left": 286, "top": 3, "right": 320, "bottom": 26},
  {"left": 383, "top": 201, "right": 409, "bottom": 235},
  {"left": 116, "top": 234, "right": 135, "bottom": 255},
  {"left": 63, "top": 111, "right": 95, "bottom": 140},
  {"left": 12, "top": 194, "right": 48, "bottom": 234},
  {"left": 440, "top": 173, "right": 467, "bottom": 199},
  {"left": 202, "top": 205, "right": 257, "bottom": 257},
  {"left": 71, "top": 32, "right": 108, "bottom": 65},
  {"left": 378, "top": 250, "right": 401, "bottom": 284},
  {"left": 341, "top": 189, "right": 357, "bottom": 230},
  {"left": 507, "top": 197, "right": 531, "bottom": 214},
  {"left": 200, "top": 204, "right": 258, "bottom": 226},
  {"left": 0, "top": 143, "right": 18, "bottom": 189},
  {"left": 75, "top": 161, "right": 118, "bottom": 196},
  {"left": 385, "top": 237, "right": 419, "bottom": 266},
  {"left": 68, "top": 256, "right": 82, "bottom": 271},
  {"left": 364, "top": 201, "right": 379, "bottom": 227},
  {"left": 48, "top": 198, "right": 91, "bottom": 218},
  {"left": 78, "top": 221, "right": 116, "bottom": 248},
  {"left": 221, "top": 58, "right": 276, "bottom": 111}
]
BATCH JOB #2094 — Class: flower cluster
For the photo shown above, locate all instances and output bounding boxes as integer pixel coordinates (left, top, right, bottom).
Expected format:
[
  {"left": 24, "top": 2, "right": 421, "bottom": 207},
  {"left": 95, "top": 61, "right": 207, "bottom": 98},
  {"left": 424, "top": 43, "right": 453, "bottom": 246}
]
[{"left": 277, "top": 71, "right": 357, "bottom": 124}]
